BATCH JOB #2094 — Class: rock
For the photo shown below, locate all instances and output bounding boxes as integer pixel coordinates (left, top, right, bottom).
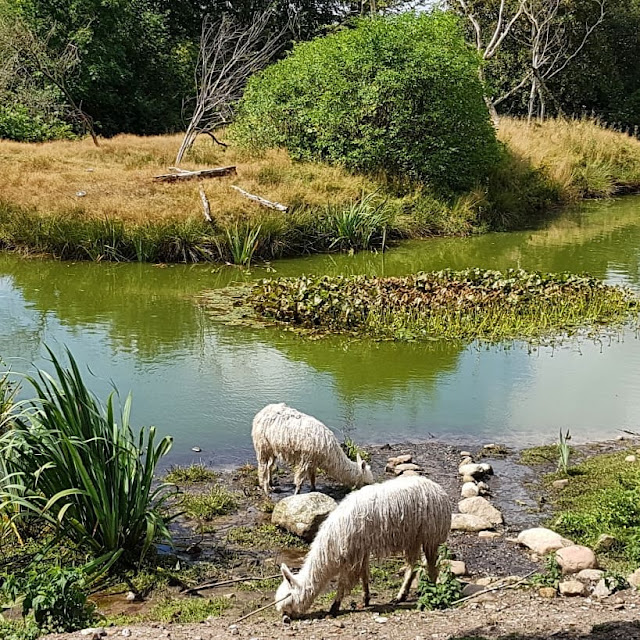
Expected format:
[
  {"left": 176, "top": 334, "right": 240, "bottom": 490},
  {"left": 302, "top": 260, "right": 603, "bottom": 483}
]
[
  {"left": 555, "top": 545, "right": 598, "bottom": 574},
  {"left": 559, "top": 580, "right": 587, "bottom": 597},
  {"left": 386, "top": 454, "right": 412, "bottom": 471},
  {"left": 592, "top": 579, "right": 612, "bottom": 599},
  {"left": 228, "top": 624, "right": 239, "bottom": 635},
  {"left": 401, "top": 469, "right": 421, "bottom": 476},
  {"left": 125, "top": 591, "right": 137, "bottom": 601},
  {"left": 626, "top": 455, "right": 637, "bottom": 463},
  {"left": 444, "top": 560, "right": 467, "bottom": 576},
  {"left": 458, "top": 463, "right": 493, "bottom": 479},
  {"left": 627, "top": 569, "right": 640, "bottom": 589},
  {"left": 478, "top": 531, "right": 501, "bottom": 539},
  {"left": 462, "top": 583, "right": 487, "bottom": 597},
  {"left": 552, "top": 479, "right": 569, "bottom": 489},
  {"left": 394, "top": 463, "right": 421, "bottom": 475},
  {"left": 517, "top": 527, "right": 573, "bottom": 555},
  {"left": 462, "top": 474, "right": 476, "bottom": 484},
  {"left": 576, "top": 569, "right": 605, "bottom": 583},
  {"left": 460, "top": 451, "right": 472, "bottom": 457},
  {"left": 616, "top": 435, "right": 625, "bottom": 441},
  {"left": 475, "top": 577, "right": 496, "bottom": 587},
  {"left": 272, "top": 492, "right": 337, "bottom": 541},
  {"left": 121, "top": 630, "right": 131, "bottom": 638},
  {"left": 477, "top": 481, "right": 490, "bottom": 495},
  {"left": 539, "top": 587, "right": 557, "bottom": 599},
  {"left": 192, "top": 446, "right": 202, "bottom": 452},
  {"left": 594, "top": 534, "right": 617, "bottom": 552},
  {"left": 80, "top": 629, "right": 106, "bottom": 639},
  {"left": 461, "top": 482, "right": 480, "bottom": 498},
  {"left": 458, "top": 497, "right": 503, "bottom": 526},
  {"left": 459, "top": 456, "right": 474, "bottom": 467},
  {"left": 451, "top": 513, "right": 493, "bottom": 532},
  {"left": 374, "top": 616, "right": 388, "bottom": 623}
]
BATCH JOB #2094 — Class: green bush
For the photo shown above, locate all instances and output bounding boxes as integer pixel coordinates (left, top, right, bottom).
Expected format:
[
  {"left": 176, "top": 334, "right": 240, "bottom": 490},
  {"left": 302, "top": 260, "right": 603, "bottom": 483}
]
[
  {"left": 233, "top": 12, "right": 499, "bottom": 193},
  {"left": 0, "top": 104, "right": 74, "bottom": 142}
]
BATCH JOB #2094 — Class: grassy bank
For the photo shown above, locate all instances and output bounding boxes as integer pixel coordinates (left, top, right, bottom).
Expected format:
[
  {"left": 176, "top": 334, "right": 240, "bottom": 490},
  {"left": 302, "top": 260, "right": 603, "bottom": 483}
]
[
  {"left": 227, "top": 269, "right": 638, "bottom": 342},
  {"left": 1, "top": 118, "right": 640, "bottom": 263}
]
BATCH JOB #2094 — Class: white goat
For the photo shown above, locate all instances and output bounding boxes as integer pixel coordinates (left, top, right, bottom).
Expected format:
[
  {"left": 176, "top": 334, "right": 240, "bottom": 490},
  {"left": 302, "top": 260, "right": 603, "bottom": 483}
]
[
  {"left": 275, "top": 475, "right": 451, "bottom": 617},
  {"left": 252, "top": 403, "right": 373, "bottom": 495}
]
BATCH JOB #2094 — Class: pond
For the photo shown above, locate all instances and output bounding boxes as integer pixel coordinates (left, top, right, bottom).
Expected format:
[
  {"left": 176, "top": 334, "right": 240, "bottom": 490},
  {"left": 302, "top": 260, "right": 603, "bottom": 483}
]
[{"left": 2, "top": 196, "right": 640, "bottom": 465}]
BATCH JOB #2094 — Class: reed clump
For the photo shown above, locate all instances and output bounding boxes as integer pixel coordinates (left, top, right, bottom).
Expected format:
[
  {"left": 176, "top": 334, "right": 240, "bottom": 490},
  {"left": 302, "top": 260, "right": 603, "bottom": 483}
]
[{"left": 245, "top": 269, "right": 638, "bottom": 342}]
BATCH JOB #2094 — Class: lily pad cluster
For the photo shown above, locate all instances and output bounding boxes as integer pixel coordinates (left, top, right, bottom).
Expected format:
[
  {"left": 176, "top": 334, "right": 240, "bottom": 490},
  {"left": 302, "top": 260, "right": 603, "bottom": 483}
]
[{"left": 245, "top": 269, "right": 638, "bottom": 341}]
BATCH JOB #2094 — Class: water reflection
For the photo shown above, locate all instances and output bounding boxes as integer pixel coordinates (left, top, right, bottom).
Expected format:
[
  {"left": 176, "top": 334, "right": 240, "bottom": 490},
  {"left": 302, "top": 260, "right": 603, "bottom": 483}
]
[{"left": 1, "top": 197, "right": 640, "bottom": 463}]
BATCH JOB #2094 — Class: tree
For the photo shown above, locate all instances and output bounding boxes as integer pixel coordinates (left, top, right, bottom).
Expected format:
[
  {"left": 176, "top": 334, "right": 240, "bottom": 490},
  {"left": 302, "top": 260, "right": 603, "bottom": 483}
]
[
  {"left": 521, "top": 0, "right": 606, "bottom": 120},
  {"left": 176, "top": 8, "right": 288, "bottom": 164}
]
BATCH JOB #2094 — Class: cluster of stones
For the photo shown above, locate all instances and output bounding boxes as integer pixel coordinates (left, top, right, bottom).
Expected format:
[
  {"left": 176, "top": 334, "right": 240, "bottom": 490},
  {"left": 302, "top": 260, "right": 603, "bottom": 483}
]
[
  {"left": 451, "top": 447, "right": 502, "bottom": 536},
  {"left": 516, "top": 526, "right": 640, "bottom": 598},
  {"left": 385, "top": 454, "right": 424, "bottom": 477}
]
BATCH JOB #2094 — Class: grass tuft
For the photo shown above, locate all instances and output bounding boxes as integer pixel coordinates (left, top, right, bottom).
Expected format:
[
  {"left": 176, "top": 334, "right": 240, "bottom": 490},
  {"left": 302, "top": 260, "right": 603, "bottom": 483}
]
[
  {"left": 164, "top": 464, "right": 218, "bottom": 484},
  {"left": 181, "top": 485, "right": 238, "bottom": 520}
]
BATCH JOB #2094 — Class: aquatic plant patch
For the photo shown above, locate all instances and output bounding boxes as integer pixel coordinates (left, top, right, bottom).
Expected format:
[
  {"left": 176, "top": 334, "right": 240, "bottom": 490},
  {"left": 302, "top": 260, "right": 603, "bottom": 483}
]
[{"left": 243, "top": 269, "right": 638, "bottom": 342}]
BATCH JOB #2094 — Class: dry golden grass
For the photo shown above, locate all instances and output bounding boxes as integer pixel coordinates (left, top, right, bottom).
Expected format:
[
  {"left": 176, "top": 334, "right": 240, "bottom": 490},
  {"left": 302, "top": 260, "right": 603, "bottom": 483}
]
[
  {"left": 0, "top": 132, "right": 376, "bottom": 224},
  {"left": 498, "top": 117, "right": 640, "bottom": 198}
]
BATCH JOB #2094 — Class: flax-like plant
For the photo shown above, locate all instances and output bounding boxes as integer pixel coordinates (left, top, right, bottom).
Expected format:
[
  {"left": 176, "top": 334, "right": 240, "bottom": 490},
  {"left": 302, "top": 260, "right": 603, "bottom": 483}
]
[
  {"left": 557, "top": 428, "right": 571, "bottom": 474},
  {"left": 224, "top": 223, "right": 261, "bottom": 266},
  {"left": 0, "top": 348, "right": 176, "bottom": 573}
]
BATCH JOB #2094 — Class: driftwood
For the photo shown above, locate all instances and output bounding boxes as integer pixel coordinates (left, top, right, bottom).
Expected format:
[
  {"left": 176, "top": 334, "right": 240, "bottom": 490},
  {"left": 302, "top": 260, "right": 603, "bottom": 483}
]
[
  {"left": 153, "top": 166, "right": 237, "bottom": 183},
  {"left": 199, "top": 186, "right": 212, "bottom": 223},
  {"left": 231, "top": 185, "right": 288, "bottom": 212}
]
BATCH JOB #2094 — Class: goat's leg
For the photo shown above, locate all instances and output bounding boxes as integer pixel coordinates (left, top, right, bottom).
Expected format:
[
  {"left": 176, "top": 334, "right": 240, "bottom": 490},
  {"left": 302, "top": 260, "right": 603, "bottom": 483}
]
[
  {"left": 424, "top": 544, "right": 439, "bottom": 583},
  {"left": 293, "top": 465, "right": 307, "bottom": 494},
  {"left": 361, "top": 559, "right": 370, "bottom": 607},
  {"left": 256, "top": 456, "right": 270, "bottom": 496},
  {"left": 309, "top": 468, "right": 316, "bottom": 492},
  {"left": 267, "top": 457, "right": 276, "bottom": 487},
  {"left": 329, "top": 574, "right": 353, "bottom": 617},
  {"left": 395, "top": 552, "right": 420, "bottom": 602}
]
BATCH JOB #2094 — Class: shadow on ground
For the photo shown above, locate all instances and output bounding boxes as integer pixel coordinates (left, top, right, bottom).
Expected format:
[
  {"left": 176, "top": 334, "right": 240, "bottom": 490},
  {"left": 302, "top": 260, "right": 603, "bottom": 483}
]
[{"left": 452, "top": 620, "right": 640, "bottom": 640}]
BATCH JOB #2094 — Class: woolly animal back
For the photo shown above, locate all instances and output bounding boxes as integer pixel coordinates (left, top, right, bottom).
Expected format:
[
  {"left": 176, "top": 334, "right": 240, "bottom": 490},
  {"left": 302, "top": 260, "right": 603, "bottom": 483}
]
[
  {"left": 302, "top": 476, "right": 451, "bottom": 577},
  {"left": 252, "top": 403, "right": 349, "bottom": 472}
]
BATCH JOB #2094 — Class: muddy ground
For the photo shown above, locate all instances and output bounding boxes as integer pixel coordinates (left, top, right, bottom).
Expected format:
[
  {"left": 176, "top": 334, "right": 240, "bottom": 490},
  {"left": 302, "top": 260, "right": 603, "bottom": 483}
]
[{"left": 47, "top": 437, "right": 640, "bottom": 639}]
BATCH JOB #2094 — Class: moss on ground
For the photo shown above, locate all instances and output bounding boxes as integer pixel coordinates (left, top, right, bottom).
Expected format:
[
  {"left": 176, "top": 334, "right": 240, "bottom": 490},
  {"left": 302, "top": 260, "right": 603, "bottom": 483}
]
[{"left": 225, "top": 524, "right": 308, "bottom": 550}]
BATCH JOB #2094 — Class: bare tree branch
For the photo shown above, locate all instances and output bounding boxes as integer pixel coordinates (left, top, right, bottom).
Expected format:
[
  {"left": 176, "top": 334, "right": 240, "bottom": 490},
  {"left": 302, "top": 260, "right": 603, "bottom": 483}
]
[{"left": 176, "top": 8, "right": 289, "bottom": 165}]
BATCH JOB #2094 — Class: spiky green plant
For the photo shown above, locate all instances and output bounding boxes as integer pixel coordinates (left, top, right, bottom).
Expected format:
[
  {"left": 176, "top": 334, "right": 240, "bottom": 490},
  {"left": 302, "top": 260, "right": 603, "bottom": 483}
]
[
  {"left": 557, "top": 429, "right": 571, "bottom": 474},
  {"left": 223, "top": 223, "right": 262, "bottom": 266},
  {"left": 0, "top": 348, "right": 176, "bottom": 573},
  {"left": 325, "top": 194, "right": 391, "bottom": 251}
]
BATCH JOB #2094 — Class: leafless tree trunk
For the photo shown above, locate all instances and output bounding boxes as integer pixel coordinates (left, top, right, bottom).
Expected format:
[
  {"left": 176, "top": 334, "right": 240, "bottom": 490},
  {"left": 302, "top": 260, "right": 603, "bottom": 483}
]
[
  {"left": 452, "top": 0, "right": 526, "bottom": 122},
  {"left": 521, "top": 0, "right": 606, "bottom": 121},
  {"left": 5, "top": 20, "right": 99, "bottom": 145},
  {"left": 176, "top": 9, "right": 289, "bottom": 165}
]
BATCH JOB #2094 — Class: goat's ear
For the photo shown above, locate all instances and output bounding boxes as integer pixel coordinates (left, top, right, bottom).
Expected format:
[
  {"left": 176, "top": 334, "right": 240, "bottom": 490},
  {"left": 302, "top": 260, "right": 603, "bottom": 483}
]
[
  {"left": 356, "top": 453, "right": 366, "bottom": 471},
  {"left": 281, "top": 563, "right": 297, "bottom": 586}
]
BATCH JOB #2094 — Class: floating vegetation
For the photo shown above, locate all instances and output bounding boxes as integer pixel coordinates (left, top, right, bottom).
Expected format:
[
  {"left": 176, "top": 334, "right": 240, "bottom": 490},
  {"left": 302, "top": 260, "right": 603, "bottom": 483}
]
[{"left": 236, "top": 269, "right": 638, "bottom": 343}]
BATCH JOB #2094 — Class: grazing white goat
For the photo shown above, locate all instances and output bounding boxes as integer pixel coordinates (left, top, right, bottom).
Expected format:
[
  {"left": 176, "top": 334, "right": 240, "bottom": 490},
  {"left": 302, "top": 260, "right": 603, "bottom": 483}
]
[
  {"left": 252, "top": 403, "right": 373, "bottom": 495},
  {"left": 275, "top": 475, "right": 451, "bottom": 617}
]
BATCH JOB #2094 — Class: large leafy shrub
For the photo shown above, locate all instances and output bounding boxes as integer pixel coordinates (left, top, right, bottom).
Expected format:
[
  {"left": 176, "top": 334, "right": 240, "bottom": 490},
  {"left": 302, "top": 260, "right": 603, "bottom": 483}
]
[
  {"left": 233, "top": 12, "right": 500, "bottom": 193},
  {"left": 0, "top": 104, "right": 73, "bottom": 142}
]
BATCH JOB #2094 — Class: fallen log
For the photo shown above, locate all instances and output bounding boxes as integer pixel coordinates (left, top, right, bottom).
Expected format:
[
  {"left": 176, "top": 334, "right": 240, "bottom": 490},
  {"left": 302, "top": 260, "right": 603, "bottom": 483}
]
[
  {"left": 231, "top": 185, "right": 289, "bottom": 212},
  {"left": 153, "top": 166, "right": 237, "bottom": 182}
]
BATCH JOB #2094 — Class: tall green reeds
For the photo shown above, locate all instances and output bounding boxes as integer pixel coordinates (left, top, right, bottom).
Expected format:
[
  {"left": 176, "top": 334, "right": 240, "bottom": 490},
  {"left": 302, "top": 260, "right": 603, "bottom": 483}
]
[{"left": 0, "top": 348, "right": 176, "bottom": 573}]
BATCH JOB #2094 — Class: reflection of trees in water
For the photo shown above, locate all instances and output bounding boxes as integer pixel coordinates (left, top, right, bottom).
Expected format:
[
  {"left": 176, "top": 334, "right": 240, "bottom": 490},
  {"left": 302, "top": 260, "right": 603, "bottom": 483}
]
[{"left": 0, "top": 258, "right": 246, "bottom": 362}]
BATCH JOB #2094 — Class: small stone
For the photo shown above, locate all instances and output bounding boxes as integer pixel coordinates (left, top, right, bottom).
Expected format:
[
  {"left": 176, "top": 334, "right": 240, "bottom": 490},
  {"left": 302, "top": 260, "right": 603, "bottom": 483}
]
[
  {"left": 228, "top": 625, "right": 239, "bottom": 636},
  {"left": 627, "top": 569, "right": 640, "bottom": 589},
  {"left": 476, "top": 577, "right": 495, "bottom": 587},
  {"left": 192, "top": 446, "right": 202, "bottom": 452},
  {"left": 451, "top": 513, "right": 493, "bottom": 532},
  {"left": 478, "top": 531, "right": 501, "bottom": 539},
  {"left": 401, "top": 469, "right": 421, "bottom": 476},
  {"left": 626, "top": 455, "right": 637, "bottom": 463},
  {"left": 539, "top": 587, "right": 557, "bottom": 599},
  {"left": 517, "top": 527, "right": 573, "bottom": 555},
  {"left": 593, "top": 534, "right": 618, "bottom": 554},
  {"left": 282, "top": 616, "right": 291, "bottom": 625},
  {"left": 616, "top": 435, "right": 625, "bottom": 441},
  {"left": 462, "top": 474, "right": 476, "bottom": 484},
  {"left": 576, "top": 569, "right": 605, "bottom": 583},
  {"left": 445, "top": 560, "right": 467, "bottom": 576},
  {"left": 76, "top": 190, "right": 87, "bottom": 197},
  {"left": 333, "top": 621, "right": 345, "bottom": 629},
  {"left": 555, "top": 545, "right": 598, "bottom": 574},
  {"left": 483, "top": 443, "right": 497, "bottom": 450},
  {"left": 477, "top": 481, "right": 490, "bottom": 495},
  {"left": 592, "top": 579, "right": 612, "bottom": 599},
  {"left": 394, "top": 463, "right": 421, "bottom": 475},
  {"left": 374, "top": 616, "right": 388, "bottom": 623},
  {"left": 121, "top": 631, "right": 131, "bottom": 639},
  {"left": 458, "top": 463, "right": 492, "bottom": 478},
  {"left": 461, "top": 482, "right": 480, "bottom": 498},
  {"left": 459, "top": 456, "right": 474, "bottom": 467},
  {"left": 552, "top": 479, "right": 569, "bottom": 489},
  {"left": 559, "top": 580, "right": 587, "bottom": 597},
  {"left": 80, "top": 629, "right": 106, "bottom": 638},
  {"left": 386, "top": 454, "right": 413, "bottom": 471},
  {"left": 125, "top": 591, "right": 137, "bottom": 601},
  {"left": 462, "top": 583, "right": 486, "bottom": 597},
  {"left": 459, "top": 497, "right": 503, "bottom": 526},
  {"left": 460, "top": 451, "right": 472, "bottom": 457}
]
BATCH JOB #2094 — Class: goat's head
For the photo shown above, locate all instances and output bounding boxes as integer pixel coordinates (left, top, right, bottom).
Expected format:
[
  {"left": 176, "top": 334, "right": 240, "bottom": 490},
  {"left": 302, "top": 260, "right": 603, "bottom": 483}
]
[
  {"left": 354, "top": 454, "right": 374, "bottom": 487},
  {"left": 275, "top": 563, "right": 304, "bottom": 616}
]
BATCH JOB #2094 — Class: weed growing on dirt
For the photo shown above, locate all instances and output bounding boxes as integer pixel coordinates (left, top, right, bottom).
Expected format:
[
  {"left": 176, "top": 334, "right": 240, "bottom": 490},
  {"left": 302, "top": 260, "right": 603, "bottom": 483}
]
[
  {"left": 341, "top": 437, "right": 371, "bottom": 462},
  {"left": 416, "top": 548, "right": 463, "bottom": 611},
  {"left": 181, "top": 486, "right": 238, "bottom": 520},
  {"left": 529, "top": 555, "right": 562, "bottom": 589},
  {"left": 225, "top": 524, "right": 307, "bottom": 550},
  {"left": 165, "top": 464, "right": 218, "bottom": 484}
]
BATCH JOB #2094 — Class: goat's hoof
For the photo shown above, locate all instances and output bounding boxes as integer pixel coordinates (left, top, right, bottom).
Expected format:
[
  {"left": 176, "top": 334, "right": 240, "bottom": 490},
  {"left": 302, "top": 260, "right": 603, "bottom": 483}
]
[{"left": 329, "top": 603, "right": 340, "bottom": 617}]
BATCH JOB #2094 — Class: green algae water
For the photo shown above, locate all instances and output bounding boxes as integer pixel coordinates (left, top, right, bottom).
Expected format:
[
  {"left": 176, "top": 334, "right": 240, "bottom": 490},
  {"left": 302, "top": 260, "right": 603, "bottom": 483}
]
[{"left": 2, "top": 197, "right": 640, "bottom": 465}]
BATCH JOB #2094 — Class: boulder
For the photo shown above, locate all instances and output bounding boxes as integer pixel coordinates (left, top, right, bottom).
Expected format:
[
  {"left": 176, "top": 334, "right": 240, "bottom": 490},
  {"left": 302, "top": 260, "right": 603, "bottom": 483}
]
[
  {"left": 458, "top": 463, "right": 492, "bottom": 478},
  {"left": 594, "top": 534, "right": 617, "bottom": 553},
  {"left": 559, "top": 580, "right": 587, "bottom": 597},
  {"left": 451, "top": 513, "right": 493, "bottom": 532},
  {"left": 552, "top": 479, "right": 569, "bottom": 489},
  {"left": 462, "top": 474, "right": 476, "bottom": 483},
  {"left": 576, "top": 569, "right": 605, "bottom": 583},
  {"left": 627, "top": 569, "right": 640, "bottom": 589},
  {"left": 555, "top": 545, "right": 598, "bottom": 574},
  {"left": 461, "top": 482, "right": 480, "bottom": 498},
  {"left": 460, "top": 451, "right": 472, "bottom": 458},
  {"left": 592, "top": 578, "right": 612, "bottom": 599},
  {"left": 625, "top": 455, "right": 637, "bottom": 463},
  {"left": 444, "top": 560, "right": 467, "bottom": 576},
  {"left": 394, "top": 463, "right": 421, "bottom": 475},
  {"left": 517, "top": 527, "right": 573, "bottom": 555},
  {"left": 272, "top": 492, "right": 337, "bottom": 541},
  {"left": 458, "top": 497, "right": 503, "bottom": 526}
]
